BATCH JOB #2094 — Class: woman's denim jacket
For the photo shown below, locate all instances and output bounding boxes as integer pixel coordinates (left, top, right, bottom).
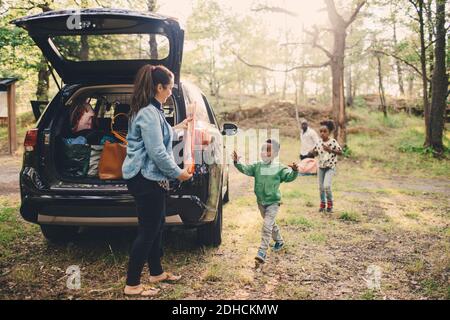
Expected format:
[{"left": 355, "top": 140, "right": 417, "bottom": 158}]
[{"left": 122, "top": 102, "right": 182, "bottom": 181}]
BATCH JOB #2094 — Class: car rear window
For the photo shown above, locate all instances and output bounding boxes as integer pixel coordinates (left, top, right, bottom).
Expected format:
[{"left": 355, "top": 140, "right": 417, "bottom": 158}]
[{"left": 51, "top": 33, "right": 170, "bottom": 61}]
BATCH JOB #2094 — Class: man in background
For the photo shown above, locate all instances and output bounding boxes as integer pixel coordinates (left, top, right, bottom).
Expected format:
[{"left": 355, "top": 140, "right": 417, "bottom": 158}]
[{"left": 299, "top": 119, "right": 319, "bottom": 160}]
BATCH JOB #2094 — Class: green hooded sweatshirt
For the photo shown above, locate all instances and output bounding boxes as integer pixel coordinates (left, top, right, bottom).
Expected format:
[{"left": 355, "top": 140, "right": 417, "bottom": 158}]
[{"left": 234, "top": 160, "right": 298, "bottom": 206}]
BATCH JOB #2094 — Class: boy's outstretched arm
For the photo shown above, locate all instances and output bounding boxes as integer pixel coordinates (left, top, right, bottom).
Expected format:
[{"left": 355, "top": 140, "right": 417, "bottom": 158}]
[
  {"left": 280, "top": 162, "right": 299, "bottom": 182},
  {"left": 232, "top": 151, "right": 256, "bottom": 177}
]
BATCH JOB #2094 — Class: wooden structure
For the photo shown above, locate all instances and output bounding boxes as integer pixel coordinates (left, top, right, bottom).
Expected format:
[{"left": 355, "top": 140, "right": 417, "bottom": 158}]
[{"left": 0, "top": 78, "right": 19, "bottom": 154}]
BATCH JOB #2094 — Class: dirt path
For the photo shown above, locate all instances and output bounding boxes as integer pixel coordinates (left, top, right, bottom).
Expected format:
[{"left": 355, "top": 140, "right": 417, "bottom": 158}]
[{"left": 0, "top": 155, "right": 21, "bottom": 197}]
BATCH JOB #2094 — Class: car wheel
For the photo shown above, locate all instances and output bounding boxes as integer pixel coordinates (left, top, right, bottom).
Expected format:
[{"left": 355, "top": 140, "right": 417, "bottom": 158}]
[
  {"left": 40, "top": 225, "right": 79, "bottom": 243},
  {"left": 223, "top": 177, "right": 230, "bottom": 204},
  {"left": 197, "top": 193, "right": 223, "bottom": 247}
]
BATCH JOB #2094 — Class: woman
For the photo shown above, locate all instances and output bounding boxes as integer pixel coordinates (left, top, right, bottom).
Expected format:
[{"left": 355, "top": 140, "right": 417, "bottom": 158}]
[{"left": 122, "top": 65, "right": 192, "bottom": 297}]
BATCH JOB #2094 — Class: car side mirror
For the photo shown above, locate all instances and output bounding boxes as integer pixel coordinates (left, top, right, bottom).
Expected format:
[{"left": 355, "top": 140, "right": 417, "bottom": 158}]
[{"left": 222, "top": 123, "right": 238, "bottom": 136}]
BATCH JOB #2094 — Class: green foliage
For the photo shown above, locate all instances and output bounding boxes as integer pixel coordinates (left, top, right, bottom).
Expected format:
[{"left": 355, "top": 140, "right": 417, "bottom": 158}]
[
  {"left": 282, "top": 216, "right": 314, "bottom": 228},
  {"left": 353, "top": 96, "right": 367, "bottom": 109},
  {"left": 342, "top": 145, "right": 352, "bottom": 158},
  {"left": 339, "top": 211, "right": 360, "bottom": 222},
  {"left": 398, "top": 128, "right": 450, "bottom": 156},
  {"left": 360, "top": 289, "right": 376, "bottom": 300}
]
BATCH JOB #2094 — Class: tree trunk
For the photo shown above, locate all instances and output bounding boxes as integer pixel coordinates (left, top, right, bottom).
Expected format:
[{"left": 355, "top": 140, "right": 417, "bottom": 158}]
[
  {"left": 282, "top": 71, "right": 287, "bottom": 100},
  {"left": 36, "top": 55, "right": 50, "bottom": 101},
  {"left": 324, "top": 0, "right": 366, "bottom": 146},
  {"left": 80, "top": 35, "right": 89, "bottom": 60},
  {"left": 376, "top": 54, "right": 387, "bottom": 117},
  {"left": 331, "top": 30, "right": 347, "bottom": 146},
  {"left": 407, "top": 72, "right": 415, "bottom": 100},
  {"left": 79, "top": 0, "right": 89, "bottom": 61},
  {"left": 345, "top": 63, "right": 353, "bottom": 106},
  {"left": 148, "top": 0, "right": 158, "bottom": 59},
  {"left": 36, "top": 4, "right": 52, "bottom": 100},
  {"left": 416, "top": 0, "right": 431, "bottom": 147},
  {"left": 425, "top": 0, "right": 434, "bottom": 100},
  {"left": 429, "top": 0, "right": 447, "bottom": 154},
  {"left": 393, "top": 19, "right": 405, "bottom": 96},
  {"left": 262, "top": 74, "right": 268, "bottom": 95},
  {"left": 299, "top": 69, "right": 306, "bottom": 105}
]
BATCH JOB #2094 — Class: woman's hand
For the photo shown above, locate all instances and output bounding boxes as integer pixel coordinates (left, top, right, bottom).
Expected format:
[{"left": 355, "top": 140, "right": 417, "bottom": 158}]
[
  {"left": 177, "top": 168, "right": 193, "bottom": 182},
  {"left": 173, "top": 115, "right": 193, "bottom": 131}
]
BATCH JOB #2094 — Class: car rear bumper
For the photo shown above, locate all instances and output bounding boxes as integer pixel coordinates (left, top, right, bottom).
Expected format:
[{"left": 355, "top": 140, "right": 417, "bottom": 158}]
[
  {"left": 20, "top": 193, "right": 210, "bottom": 227},
  {"left": 37, "top": 214, "right": 184, "bottom": 226}
]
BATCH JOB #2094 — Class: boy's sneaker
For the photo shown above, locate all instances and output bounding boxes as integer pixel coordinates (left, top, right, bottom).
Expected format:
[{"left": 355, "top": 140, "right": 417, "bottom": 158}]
[
  {"left": 319, "top": 208, "right": 326, "bottom": 213},
  {"left": 272, "top": 241, "right": 285, "bottom": 252},
  {"left": 326, "top": 207, "right": 333, "bottom": 213},
  {"left": 255, "top": 250, "right": 266, "bottom": 263}
]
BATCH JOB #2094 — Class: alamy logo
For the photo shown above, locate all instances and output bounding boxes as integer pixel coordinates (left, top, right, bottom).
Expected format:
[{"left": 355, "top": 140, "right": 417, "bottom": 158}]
[
  {"left": 66, "top": 10, "right": 82, "bottom": 30},
  {"left": 66, "top": 265, "right": 81, "bottom": 290},
  {"left": 365, "top": 265, "right": 382, "bottom": 290},
  {"left": 66, "top": 10, "right": 95, "bottom": 30}
]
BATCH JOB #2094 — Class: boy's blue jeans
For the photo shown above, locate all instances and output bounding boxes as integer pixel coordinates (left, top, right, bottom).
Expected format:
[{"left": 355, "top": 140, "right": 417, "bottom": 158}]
[
  {"left": 258, "top": 203, "right": 283, "bottom": 253},
  {"left": 318, "top": 167, "right": 335, "bottom": 207}
]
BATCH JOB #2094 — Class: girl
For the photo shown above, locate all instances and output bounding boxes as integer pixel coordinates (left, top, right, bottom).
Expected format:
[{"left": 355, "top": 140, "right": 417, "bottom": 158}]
[
  {"left": 310, "top": 120, "right": 343, "bottom": 213},
  {"left": 122, "top": 65, "right": 192, "bottom": 297}
]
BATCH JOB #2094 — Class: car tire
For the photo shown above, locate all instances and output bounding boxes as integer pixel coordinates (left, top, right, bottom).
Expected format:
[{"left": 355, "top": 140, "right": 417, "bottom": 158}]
[
  {"left": 40, "top": 225, "right": 79, "bottom": 243},
  {"left": 223, "top": 177, "right": 229, "bottom": 204},
  {"left": 197, "top": 193, "right": 223, "bottom": 247}
]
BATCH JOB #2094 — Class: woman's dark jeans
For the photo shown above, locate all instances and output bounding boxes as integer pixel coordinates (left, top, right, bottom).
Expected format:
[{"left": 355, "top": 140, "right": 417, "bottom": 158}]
[{"left": 126, "top": 172, "right": 165, "bottom": 286}]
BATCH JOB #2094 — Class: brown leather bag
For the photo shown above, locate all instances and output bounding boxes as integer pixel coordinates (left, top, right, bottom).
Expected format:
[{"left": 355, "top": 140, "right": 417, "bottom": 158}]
[{"left": 98, "top": 113, "right": 128, "bottom": 180}]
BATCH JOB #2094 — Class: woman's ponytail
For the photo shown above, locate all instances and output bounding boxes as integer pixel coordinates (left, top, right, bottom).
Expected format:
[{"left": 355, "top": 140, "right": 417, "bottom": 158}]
[{"left": 130, "top": 64, "right": 174, "bottom": 118}]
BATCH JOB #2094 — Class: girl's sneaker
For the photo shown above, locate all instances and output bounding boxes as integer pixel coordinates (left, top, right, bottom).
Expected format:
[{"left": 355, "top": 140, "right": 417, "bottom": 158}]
[
  {"left": 272, "top": 241, "right": 285, "bottom": 252},
  {"left": 255, "top": 250, "right": 266, "bottom": 263},
  {"left": 319, "top": 202, "right": 326, "bottom": 213},
  {"left": 327, "top": 201, "right": 333, "bottom": 213}
]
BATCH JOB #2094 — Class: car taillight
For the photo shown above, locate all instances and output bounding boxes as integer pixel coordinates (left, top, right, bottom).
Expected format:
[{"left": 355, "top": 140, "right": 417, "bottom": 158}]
[{"left": 24, "top": 129, "right": 38, "bottom": 152}]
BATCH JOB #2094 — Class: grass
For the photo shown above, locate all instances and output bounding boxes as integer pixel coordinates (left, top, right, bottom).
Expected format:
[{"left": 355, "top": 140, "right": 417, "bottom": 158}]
[
  {"left": 360, "top": 289, "right": 377, "bottom": 300},
  {"left": 305, "top": 232, "right": 327, "bottom": 244},
  {"left": 339, "top": 211, "right": 360, "bottom": 222},
  {"left": 406, "top": 259, "right": 425, "bottom": 274},
  {"left": 280, "top": 216, "right": 314, "bottom": 228},
  {"left": 0, "top": 199, "right": 26, "bottom": 247},
  {"left": 203, "top": 263, "right": 226, "bottom": 282},
  {"left": 420, "top": 279, "right": 449, "bottom": 299},
  {"left": 346, "top": 108, "right": 449, "bottom": 177}
]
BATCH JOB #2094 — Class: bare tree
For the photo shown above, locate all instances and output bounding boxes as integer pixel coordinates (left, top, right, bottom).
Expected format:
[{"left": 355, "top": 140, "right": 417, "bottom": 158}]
[{"left": 235, "top": 0, "right": 367, "bottom": 146}]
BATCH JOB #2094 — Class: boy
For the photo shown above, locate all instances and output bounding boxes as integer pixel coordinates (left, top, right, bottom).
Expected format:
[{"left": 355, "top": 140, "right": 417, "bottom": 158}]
[{"left": 232, "top": 139, "right": 299, "bottom": 263}]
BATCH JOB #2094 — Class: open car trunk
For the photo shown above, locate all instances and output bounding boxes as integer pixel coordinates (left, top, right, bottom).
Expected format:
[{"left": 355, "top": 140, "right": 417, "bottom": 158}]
[
  {"left": 12, "top": 8, "right": 184, "bottom": 84},
  {"left": 51, "top": 84, "right": 179, "bottom": 184}
]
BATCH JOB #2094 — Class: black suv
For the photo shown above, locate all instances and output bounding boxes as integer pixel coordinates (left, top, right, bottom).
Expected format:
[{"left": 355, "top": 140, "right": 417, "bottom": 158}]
[{"left": 13, "top": 9, "right": 237, "bottom": 247}]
